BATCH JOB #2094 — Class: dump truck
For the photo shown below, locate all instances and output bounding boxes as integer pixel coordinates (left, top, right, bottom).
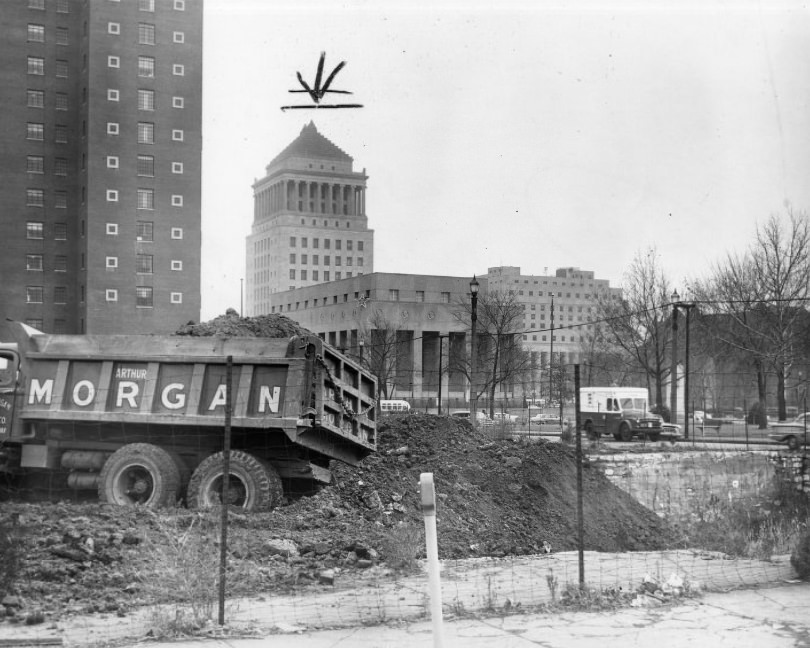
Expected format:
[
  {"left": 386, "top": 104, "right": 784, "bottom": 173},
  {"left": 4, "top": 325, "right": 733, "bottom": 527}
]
[
  {"left": 579, "top": 386, "right": 664, "bottom": 442},
  {"left": 0, "top": 322, "right": 377, "bottom": 510}
]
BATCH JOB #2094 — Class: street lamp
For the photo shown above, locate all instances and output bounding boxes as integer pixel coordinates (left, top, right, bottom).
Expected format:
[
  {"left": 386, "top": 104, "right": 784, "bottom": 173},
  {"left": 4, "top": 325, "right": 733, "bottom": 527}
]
[
  {"left": 671, "top": 290, "right": 695, "bottom": 440},
  {"left": 358, "top": 338, "right": 364, "bottom": 365},
  {"left": 469, "top": 276, "right": 480, "bottom": 421}
]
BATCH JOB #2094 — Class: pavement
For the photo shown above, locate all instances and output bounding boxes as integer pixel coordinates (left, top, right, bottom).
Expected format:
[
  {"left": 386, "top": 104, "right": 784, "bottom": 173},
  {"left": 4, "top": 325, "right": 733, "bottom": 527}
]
[{"left": 115, "top": 581, "right": 810, "bottom": 647}]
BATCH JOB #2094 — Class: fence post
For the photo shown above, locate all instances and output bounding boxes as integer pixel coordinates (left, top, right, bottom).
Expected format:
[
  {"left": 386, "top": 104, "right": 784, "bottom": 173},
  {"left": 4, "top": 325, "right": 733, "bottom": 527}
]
[
  {"left": 574, "top": 364, "right": 584, "bottom": 587},
  {"left": 218, "top": 355, "right": 233, "bottom": 626},
  {"left": 420, "top": 473, "right": 445, "bottom": 647}
]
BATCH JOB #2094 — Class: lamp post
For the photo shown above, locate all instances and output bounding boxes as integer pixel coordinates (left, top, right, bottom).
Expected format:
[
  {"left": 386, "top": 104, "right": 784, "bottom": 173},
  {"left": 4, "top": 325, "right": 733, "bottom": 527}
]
[
  {"left": 469, "top": 276, "right": 480, "bottom": 421},
  {"left": 671, "top": 290, "right": 695, "bottom": 440},
  {"left": 670, "top": 291, "right": 679, "bottom": 430}
]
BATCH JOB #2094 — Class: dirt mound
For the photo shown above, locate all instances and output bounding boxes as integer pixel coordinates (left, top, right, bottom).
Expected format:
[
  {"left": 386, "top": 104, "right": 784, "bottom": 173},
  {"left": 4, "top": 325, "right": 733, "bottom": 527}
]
[
  {"left": 1, "top": 414, "right": 674, "bottom": 622},
  {"left": 175, "top": 309, "right": 313, "bottom": 339}
]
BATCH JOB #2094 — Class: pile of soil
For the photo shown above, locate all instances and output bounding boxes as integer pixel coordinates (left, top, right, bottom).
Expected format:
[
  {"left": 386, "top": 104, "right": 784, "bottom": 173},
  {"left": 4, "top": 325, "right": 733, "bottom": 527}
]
[{"left": 174, "top": 309, "right": 313, "bottom": 339}]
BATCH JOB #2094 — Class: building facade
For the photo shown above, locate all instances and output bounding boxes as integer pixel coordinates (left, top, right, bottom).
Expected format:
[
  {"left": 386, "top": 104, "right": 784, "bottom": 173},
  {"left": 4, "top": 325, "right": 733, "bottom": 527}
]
[
  {"left": 0, "top": 0, "right": 202, "bottom": 339},
  {"left": 245, "top": 122, "right": 373, "bottom": 315},
  {"left": 266, "top": 267, "right": 620, "bottom": 405}
]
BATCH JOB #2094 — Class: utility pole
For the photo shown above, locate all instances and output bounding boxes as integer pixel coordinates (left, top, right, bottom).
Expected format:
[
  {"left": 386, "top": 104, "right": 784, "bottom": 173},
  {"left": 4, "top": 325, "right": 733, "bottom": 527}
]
[
  {"left": 549, "top": 295, "right": 554, "bottom": 409},
  {"left": 670, "top": 291, "right": 679, "bottom": 426}
]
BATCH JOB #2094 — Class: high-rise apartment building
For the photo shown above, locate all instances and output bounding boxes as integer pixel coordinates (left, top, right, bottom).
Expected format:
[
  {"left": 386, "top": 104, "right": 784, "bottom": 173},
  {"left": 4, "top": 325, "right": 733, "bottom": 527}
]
[
  {"left": 0, "top": 0, "right": 202, "bottom": 339},
  {"left": 245, "top": 122, "right": 373, "bottom": 315}
]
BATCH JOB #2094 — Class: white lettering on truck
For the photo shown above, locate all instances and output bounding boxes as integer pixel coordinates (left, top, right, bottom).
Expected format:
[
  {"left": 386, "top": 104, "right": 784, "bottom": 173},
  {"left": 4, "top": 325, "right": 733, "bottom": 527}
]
[
  {"left": 73, "top": 380, "right": 95, "bottom": 406},
  {"left": 259, "top": 385, "right": 280, "bottom": 413},
  {"left": 208, "top": 384, "right": 227, "bottom": 411},
  {"left": 116, "top": 381, "right": 139, "bottom": 408},
  {"left": 29, "top": 378, "right": 53, "bottom": 405},
  {"left": 162, "top": 383, "right": 185, "bottom": 409}
]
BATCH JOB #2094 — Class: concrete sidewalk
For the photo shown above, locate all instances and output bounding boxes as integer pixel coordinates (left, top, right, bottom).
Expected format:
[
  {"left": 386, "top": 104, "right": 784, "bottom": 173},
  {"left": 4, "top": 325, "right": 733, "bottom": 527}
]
[{"left": 120, "top": 582, "right": 810, "bottom": 648}]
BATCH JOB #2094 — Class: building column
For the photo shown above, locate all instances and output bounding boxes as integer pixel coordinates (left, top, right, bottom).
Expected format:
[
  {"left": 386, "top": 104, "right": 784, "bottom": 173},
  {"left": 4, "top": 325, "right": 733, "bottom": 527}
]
[{"left": 411, "top": 333, "right": 423, "bottom": 400}]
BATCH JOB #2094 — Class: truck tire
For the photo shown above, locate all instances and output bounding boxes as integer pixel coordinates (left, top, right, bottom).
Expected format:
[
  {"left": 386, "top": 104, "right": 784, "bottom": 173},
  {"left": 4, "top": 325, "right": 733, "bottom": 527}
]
[
  {"left": 647, "top": 432, "right": 660, "bottom": 442},
  {"left": 786, "top": 435, "right": 800, "bottom": 451},
  {"left": 187, "top": 450, "right": 283, "bottom": 512},
  {"left": 98, "top": 443, "right": 181, "bottom": 508},
  {"left": 619, "top": 423, "right": 633, "bottom": 442}
]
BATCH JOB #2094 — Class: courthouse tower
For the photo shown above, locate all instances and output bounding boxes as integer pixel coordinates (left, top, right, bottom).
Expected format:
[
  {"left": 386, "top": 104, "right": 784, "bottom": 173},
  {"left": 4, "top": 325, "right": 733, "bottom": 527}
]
[{"left": 245, "top": 122, "right": 374, "bottom": 315}]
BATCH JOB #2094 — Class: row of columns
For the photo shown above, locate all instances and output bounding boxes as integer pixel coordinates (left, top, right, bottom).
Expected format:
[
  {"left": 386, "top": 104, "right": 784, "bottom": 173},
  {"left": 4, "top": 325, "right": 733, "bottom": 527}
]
[{"left": 255, "top": 180, "right": 366, "bottom": 219}]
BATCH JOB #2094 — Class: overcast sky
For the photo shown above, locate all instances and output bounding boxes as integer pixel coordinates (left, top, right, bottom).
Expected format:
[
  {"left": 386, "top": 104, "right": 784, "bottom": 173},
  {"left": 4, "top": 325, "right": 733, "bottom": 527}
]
[{"left": 200, "top": 0, "right": 810, "bottom": 320}]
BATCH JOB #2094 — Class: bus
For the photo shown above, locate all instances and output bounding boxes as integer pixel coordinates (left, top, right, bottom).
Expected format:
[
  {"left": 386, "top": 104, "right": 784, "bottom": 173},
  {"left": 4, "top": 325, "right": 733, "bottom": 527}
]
[{"left": 380, "top": 399, "right": 411, "bottom": 414}]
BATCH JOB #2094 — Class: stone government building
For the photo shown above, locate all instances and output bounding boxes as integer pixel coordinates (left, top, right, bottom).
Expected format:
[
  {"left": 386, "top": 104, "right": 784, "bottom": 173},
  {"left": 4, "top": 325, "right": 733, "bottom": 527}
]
[{"left": 246, "top": 122, "right": 621, "bottom": 405}]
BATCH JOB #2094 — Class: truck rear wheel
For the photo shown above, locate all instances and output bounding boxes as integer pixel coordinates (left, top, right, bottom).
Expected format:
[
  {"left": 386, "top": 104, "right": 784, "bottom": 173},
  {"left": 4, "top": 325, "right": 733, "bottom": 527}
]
[
  {"left": 584, "top": 421, "right": 598, "bottom": 441},
  {"left": 786, "top": 435, "right": 800, "bottom": 451},
  {"left": 98, "top": 443, "right": 181, "bottom": 508},
  {"left": 619, "top": 423, "right": 633, "bottom": 442},
  {"left": 187, "top": 450, "right": 283, "bottom": 512}
]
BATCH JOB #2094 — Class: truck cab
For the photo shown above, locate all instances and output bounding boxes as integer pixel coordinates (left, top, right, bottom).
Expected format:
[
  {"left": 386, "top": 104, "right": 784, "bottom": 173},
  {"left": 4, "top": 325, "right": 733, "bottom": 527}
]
[{"left": 580, "top": 387, "right": 663, "bottom": 442}]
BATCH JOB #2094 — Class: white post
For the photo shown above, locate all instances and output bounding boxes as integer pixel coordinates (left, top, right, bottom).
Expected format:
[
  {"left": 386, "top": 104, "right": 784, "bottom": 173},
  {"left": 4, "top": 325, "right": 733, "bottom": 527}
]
[{"left": 420, "top": 473, "right": 445, "bottom": 647}]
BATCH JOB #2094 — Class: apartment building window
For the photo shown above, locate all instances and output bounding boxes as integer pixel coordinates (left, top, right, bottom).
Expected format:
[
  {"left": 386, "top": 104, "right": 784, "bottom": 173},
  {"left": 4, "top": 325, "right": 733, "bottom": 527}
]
[
  {"left": 106, "top": 289, "right": 118, "bottom": 302},
  {"left": 441, "top": 292, "right": 451, "bottom": 303},
  {"left": 26, "top": 287, "right": 44, "bottom": 304},
  {"left": 335, "top": 272, "right": 342, "bottom": 280},
  {"left": 171, "top": 260, "right": 183, "bottom": 271},
  {"left": 54, "top": 158, "right": 67, "bottom": 176},
  {"left": 139, "top": 24, "right": 155, "bottom": 45},
  {"left": 171, "top": 195, "right": 183, "bottom": 207},
  {"left": 28, "top": 0, "right": 45, "bottom": 9},
  {"left": 106, "top": 223, "right": 118, "bottom": 236},
  {"left": 389, "top": 289, "right": 399, "bottom": 301},
  {"left": 172, "top": 96, "right": 184, "bottom": 108},
  {"left": 54, "top": 191, "right": 67, "bottom": 208},
  {"left": 347, "top": 257, "right": 353, "bottom": 266},
  {"left": 27, "top": 189, "right": 44, "bottom": 207},
  {"left": 358, "top": 241, "right": 364, "bottom": 251},
  {"left": 324, "top": 239, "right": 331, "bottom": 249},
  {"left": 173, "top": 31, "right": 185, "bottom": 43},
  {"left": 27, "top": 223, "right": 43, "bottom": 239},
  {"left": 170, "top": 293, "right": 183, "bottom": 304},
  {"left": 301, "top": 254, "right": 308, "bottom": 264},
  {"left": 54, "top": 287, "right": 66, "bottom": 304},
  {"left": 26, "top": 255, "right": 43, "bottom": 271},
  {"left": 25, "top": 319, "right": 44, "bottom": 330},
  {"left": 324, "top": 255, "right": 330, "bottom": 266},
  {"left": 108, "top": 22, "right": 120, "bottom": 35},
  {"left": 56, "top": 27, "right": 68, "bottom": 45},
  {"left": 171, "top": 227, "right": 183, "bottom": 239},
  {"left": 172, "top": 64, "right": 185, "bottom": 76},
  {"left": 174, "top": 0, "right": 186, "bottom": 9},
  {"left": 106, "top": 190, "right": 118, "bottom": 202},
  {"left": 335, "top": 257, "right": 342, "bottom": 266},
  {"left": 136, "top": 221, "right": 153, "bottom": 241},
  {"left": 54, "top": 255, "right": 67, "bottom": 272},
  {"left": 416, "top": 290, "right": 425, "bottom": 302},
  {"left": 138, "top": 89, "right": 154, "bottom": 110},
  {"left": 55, "top": 93, "right": 68, "bottom": 110},
  {"left": 313, "top": 271, "right": 319, "bottom": 281},
  {"left": 55, "top": 125, "right": 67, "bottom": 143},
  {"left": 27, "top": 90, "right": 44, "bottom": 108},
  {"left": 106, "top": 156, "right": 119, "bottom": 169},
  {"left": 301, "top": 270, "right": 308, "bottom": 281},
  {"left": 107, "top": 89, "right": 119, "bottom": 102},
  {"left": 136, "top": 287, "right": 153, "bottom": 308},
  {"left": 56, "top": 0, "right": 68, "bottom": 12},
  {"left": 138, "top": 56, "right": 155, "bottom": 77},
  {"left": 358, "top": 257, "right": 364, "bottom": 267},
  {"left": 171, "top": 129, "right": 184, "bottom": 141},
  {"left": 139, "top": 0, "right": 155, "bottom": 10},
  {"left": 289, "top": 254, "right": 296, "bottom": 264},
  {"left": 55, "top": 60, "right": 68, "bottom": 77},
  {"left": 136, "top": 254, "right": 153, "bottom": 274},
  {"left": 335, "top": 240, "right": 342, "bottom": 250},
  {"left": 137, "top": 155, "right": 154, "bottom": 176},
  {"left": 107, "top": 122, "right": 119, "bottom": 135},
  {"left": 171, "top": 162, "right": 183, "bottom": 174},
  {"left": 108, "top": 56, "right": 120, "bottom": 68},
  {"left": 138, "top": 122, "right": 154, "bottom": 144},
  {"left": 27, "top": 123, "right": 44, "bottom": 140},
  {"left": 27, "top": 57, "right": 44, "bottom": 75},
  {"left": 137, "top": 189, "right": 154, "bottom": 210},
  {"left": 289, "top": 237, "right": 296, "bottom": 247},
  {"left": 289, "top": 270, "right": 295, "bottom": 280},
  {"left": 27, "top": 156, "right": 44, "bottom": 174}
]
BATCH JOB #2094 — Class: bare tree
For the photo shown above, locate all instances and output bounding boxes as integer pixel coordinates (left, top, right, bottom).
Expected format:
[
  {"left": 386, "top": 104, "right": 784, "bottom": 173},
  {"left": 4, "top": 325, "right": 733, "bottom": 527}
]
[
  {"left": 452, "top": 289, "right": 533, "bottom": 417},
  {"left": 578, "top": 320, "right": 635, "bottom": 387},
  {"left": 692, "top": 209, "right": 810, "bottom": 425},
  {"left": 363, "top": 310, "right": 412, "bottom": 400},
  {"left": 596, "top": 247, "right": 674, "bottom": 410}
]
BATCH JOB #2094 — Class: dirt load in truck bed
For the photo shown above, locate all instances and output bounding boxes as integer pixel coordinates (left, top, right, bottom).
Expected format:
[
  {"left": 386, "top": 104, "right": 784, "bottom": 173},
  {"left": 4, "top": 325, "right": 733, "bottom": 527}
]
[{"left": 1, "top": 413, "right": 673, "bottom": 623}]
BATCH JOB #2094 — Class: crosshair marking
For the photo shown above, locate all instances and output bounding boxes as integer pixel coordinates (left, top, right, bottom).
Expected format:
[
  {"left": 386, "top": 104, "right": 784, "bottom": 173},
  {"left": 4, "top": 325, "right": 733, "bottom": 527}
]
[{"left": 281, "top": 52, "right": 363, "bottom": 111}]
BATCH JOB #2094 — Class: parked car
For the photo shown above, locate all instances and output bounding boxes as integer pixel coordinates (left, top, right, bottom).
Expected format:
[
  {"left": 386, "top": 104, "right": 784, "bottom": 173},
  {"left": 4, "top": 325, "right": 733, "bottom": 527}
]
[
  {"left": 493, "top": 412, "right": 519, "bottom": 424},
  {"left": 450, "top": 410, "right": 494, "bottom": 426},
  {"left": 768, "top": 413, "right": 810, "bottom": 451},
  {"left": 529, "top": 412, "right": 560, "bottom": 425}
]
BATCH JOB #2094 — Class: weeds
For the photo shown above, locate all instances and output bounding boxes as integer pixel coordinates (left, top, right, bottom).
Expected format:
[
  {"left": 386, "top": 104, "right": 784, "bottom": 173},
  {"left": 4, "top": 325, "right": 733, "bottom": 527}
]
[
  {"left": 0, "top": 516, "right": 22, "bottom": 597},
  {"left": 379, "top": 521, "right": 424, "bottom": 572}
]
